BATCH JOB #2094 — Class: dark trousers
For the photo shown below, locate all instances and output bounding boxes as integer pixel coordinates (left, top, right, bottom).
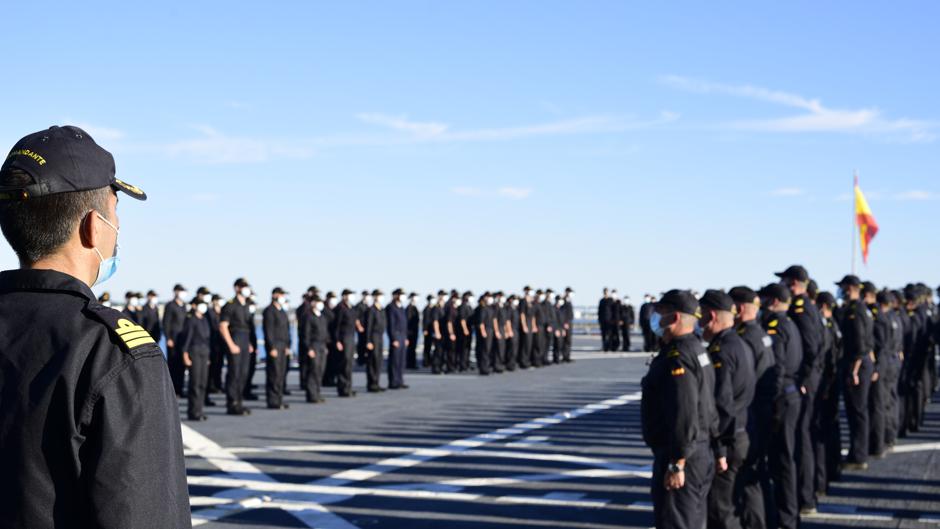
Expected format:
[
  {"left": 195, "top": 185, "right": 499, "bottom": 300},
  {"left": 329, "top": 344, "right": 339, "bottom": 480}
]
[
  {"left": 322, "top": 342, "right": 337, "bottom": 387},
  {"left": 741, "top": 397, "right": 771, "bottom": 529},
  {"left": 642, "top": 327, "right": 657, "bottom": 352},
  {"left": 336, "top": 336, "right": 356, "bottom": 395},
  {"left": 868, "top": 375, "right": 887, "bottom": 456},
  {"left": 552, "top": 333, "right": 563, "bottom": 363},
  {"left": 599, "top": 322, "right": 609, "bottom": 351},
  {"left": 225, "top": 331, "right": 252, "bottom": 412},
  {"left": 796, "top": 375, "right": 820, "bottom": 510},
  {"left": 506, "top": 336, "right": 519, "bottom": 371},
  {"left": 444, "top": 336, "right": 457, "bottom": 372},
  {"left": 708, "top": 432, "right": 750, "bottom": 529},
  {"left": 493, "top": 337, "right": 506, "bottom": 371},
  {"left": 303, "top": 345, "right": 326, "bottom": 401},
  {"left": 388, "top": 340, "right": 406, "bottom": 388},
  {"left": 621, "top": 325, "right": 631, "bottom": 352},
  {"left": 476, "top": 333, "right": 493, "bottom": 374},
  {"left": 884, "top": 360, "right": 901, "bottom": 446},
  {"left": 366, "top": 341, "right": 383, "bottom": 389},
  {"left": 652, "top": 441, "right": 713, "bottom": 529},
  {"left": 187, "top": 348, "right": 209, "bottom": 419},
  {"left": 422, "top": 332, "right": 432, "bottom": 367},
  {"left": 769, "top": 391, "right": 800, "bottom": 529},
  {"left": 265, "top": 347, "right": 288, "bottom": 408},
  {"left": 814, "top": 378, "right": 842, "bottom": 493},
  {"left": 563, "top": 328, "right": 573, "bottom": 360},
  {"left": 609, "top": 325, "right": 620, "bottom": 351},
  {"left": 167, "top": 342, "right": 185, "bottom": 396},
  {"left": 844, "top": 357, "right": 873, "bottom": 463},
  {"left": 456, "top": 333, "right": 471, "bottom": 371},
  {"left": 208, "top": 339, "right": 224, "bottom": 391},
  {"left": 298, "top": 348, "right": 308, "bottom": 391},
  {"left": 243, "top": 350, "right": 258, "bottom": 398},
  {"left": 539, "top": 332, "right": 551, "bottom": 365},
  {"left": 430, "top": 337, "right": 444, "bottom": 374},
  {"left": 356, "top": 332, "right": 367, "bottom": 366},
  {"left": 406, "top": 332, "right": 419, "bottom": 369},
  {"left": 519, "top": 332, "right": 532, "bottom": 368}
]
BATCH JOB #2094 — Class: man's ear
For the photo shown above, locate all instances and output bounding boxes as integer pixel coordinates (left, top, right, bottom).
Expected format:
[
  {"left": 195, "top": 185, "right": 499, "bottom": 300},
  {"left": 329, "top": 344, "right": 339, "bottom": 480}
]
[{"left": 79, "top": 210, "right": 96, "bottom": 250}]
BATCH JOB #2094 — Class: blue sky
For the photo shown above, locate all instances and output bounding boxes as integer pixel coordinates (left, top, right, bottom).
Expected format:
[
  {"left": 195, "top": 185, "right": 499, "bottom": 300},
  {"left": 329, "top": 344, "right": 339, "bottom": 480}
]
[{"left": 2, "top": 1, "right": 938, "bottom": 304}]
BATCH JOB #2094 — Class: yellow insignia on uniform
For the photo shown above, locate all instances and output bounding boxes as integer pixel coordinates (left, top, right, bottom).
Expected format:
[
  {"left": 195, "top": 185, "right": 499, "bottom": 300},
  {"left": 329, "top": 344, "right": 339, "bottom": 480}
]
[
  {"left": 115, "top": 318, "right": 156, "bottom": 348},
  {"left": 671, "top": 367, "right": 685, "bottom": 376},
  {"left": 767, "top": 329, "right": 777, "bottom": 335},
  {"left": 713, "top": 361, "right": 722, "bottom": 369},
  {"left": 795, "top": 298, "right": 805, "bottom": 307},
  {"left": 668, "top": 349, "right": 680, "bottom": 358},
  {"left": 795, "top": 308, "right": 804, "bottom": 314},
  {"left": 709, "top": 345, "right": 721, "bottom": 353},
  {"left": 768, "top": 319, "right": 778, "bottom": 328}
]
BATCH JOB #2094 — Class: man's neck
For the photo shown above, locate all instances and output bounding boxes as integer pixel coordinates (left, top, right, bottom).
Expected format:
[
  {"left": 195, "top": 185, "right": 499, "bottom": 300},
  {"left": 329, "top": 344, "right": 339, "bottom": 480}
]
[{"left": 27, "top": 252, "right": 93, "bottom": 286}]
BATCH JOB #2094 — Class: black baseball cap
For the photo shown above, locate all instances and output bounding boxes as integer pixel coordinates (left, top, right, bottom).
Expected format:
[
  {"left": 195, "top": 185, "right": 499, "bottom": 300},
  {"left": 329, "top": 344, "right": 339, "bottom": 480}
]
[
  {"left": 392, "top": 288, "right": 405, "bottom": 296},
  {"left": 234, "top": 277, "right": 251, "bottom": 288},
  {"left": 656, "top": 289, "right": 701, "bottom": 318},
  {"left": 775, "top": 265, "right": 809, "bottom": 282},
  {"left": 728, "top": 286, "right": 759, "bottom": 305},
  {"left": 699, "top": 289, "right": 734, "bottom": 312},
  {"left": 0, "top": 126, "right": 146, "bottom": 201},
  {"left": 272, "top": 286, "right": 287, "bottom": 295},
  {"left": 758, "top": 283, "right": 791, "bottom": 303},
  {"left": 816, "top": 291, "right": 836, "bottom": 308},
  {"left": 861, "top": 281, "right": 877, "bottom": 295},
  {"left": 835, "top": 275, "right": 861, "bottom": 288}
]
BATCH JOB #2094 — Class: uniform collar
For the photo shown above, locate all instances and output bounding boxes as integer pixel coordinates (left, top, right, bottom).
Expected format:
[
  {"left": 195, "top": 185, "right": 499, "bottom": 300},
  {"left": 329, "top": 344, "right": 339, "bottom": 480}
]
[{"left": 0, "top": 268, "right": 95, "bottom": 300}]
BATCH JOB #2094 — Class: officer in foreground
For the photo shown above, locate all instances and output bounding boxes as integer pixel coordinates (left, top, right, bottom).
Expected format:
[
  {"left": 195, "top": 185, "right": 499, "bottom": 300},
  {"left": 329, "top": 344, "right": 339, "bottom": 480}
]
[
  {"left": 641, "top": 289, "right": 718, "bottom": 529},
  {"left": 0, "top": 126, "right": 190, "bottom": 528}
]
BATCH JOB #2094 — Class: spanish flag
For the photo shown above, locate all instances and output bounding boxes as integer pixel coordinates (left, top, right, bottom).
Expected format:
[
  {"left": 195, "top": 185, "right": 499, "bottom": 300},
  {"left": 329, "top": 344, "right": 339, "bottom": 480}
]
[{"left": 854, "top": 175, "right": 879, "bottom": 264}]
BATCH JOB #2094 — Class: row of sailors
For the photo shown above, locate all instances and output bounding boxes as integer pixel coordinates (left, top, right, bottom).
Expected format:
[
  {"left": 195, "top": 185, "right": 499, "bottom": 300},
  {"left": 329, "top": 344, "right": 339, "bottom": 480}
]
[{"left": 641, "top": 266, "right": 938, "bottom": 529}]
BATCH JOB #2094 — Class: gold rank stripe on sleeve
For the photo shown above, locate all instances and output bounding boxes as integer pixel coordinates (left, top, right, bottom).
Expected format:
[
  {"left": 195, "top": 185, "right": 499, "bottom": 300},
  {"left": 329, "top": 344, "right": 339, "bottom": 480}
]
[
  {"left": 671, "top": 367, "right": 685, "bottom": 376},
  {"left": 115, "top": 318, "right": 157, "bottom": 348}
]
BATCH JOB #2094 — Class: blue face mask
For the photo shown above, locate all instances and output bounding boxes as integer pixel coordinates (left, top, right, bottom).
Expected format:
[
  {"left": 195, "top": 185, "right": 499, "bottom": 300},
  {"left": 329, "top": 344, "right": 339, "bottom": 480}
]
[
  {"left": 650, "top": 312, "right": 665, "bottom": 337},
  {"left": 92, "top": 212, "right": 120, "bottom": 287}
]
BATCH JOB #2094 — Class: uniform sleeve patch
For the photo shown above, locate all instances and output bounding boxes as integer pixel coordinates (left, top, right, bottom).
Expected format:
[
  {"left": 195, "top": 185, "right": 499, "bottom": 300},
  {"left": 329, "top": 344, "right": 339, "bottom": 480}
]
[
  {"left": 115, "top": 318, "right": 157, "bottom": 348},
  {"left": 762, "top": 336, "right": 773, "bottom": 347},
  {"left": 768, "top": 319, "right": 779, "bottom": 328},
  {"left": 795, "top": 298, "right": 804, "bottom": 307},
  {"left": 713, "top": 361, "right": 722, "bottom": 369},
  {"left": 794, "top": 308, "right": 805, "bottom": 314},
  {"left": 767, "top": 329, "right": 777, "bottom": 335},
  {"left": 671, "top": 367, "right": 686, "bottom": 376},
  {"left": 697, "top": 353, "right": 711, "bottom": 367}
]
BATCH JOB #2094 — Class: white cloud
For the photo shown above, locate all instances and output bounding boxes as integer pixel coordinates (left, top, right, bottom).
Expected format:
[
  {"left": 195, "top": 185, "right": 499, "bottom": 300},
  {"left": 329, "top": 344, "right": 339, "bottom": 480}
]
[
  {"left": 661, "top": 75, "right": 935, "bottom": 142},
  {"left": 67, "top": 122, "right": 126, "bottom": 141},
  {"left": 770, "top": 187, "right": 805, "bottom": 197},
  {"left": 893, "top": 190, "right": 938, "bottom": 201},
  {"left": 163, "top": 125, "right": 317, "bottom": 164},
  {"left": 356, "top": 113, "right": 449, "bottom": 137},
  {"left": 497, "top": 187, "right": 533, "bottom": 199}
]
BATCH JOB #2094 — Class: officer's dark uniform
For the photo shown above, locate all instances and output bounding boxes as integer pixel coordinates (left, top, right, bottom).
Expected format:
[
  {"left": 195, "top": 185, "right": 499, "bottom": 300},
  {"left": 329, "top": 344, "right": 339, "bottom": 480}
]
[
  {"left": 139, "top": 295, "right": 162, "bottom": 342},
  {"left": 494, "top": 299, "right": 508, "bottom": 372},
  {"left": 429, "top": 298, "right": 445, "bottom": 374},
  {"left": 0, "top": 270, "right": 191, "bottom": 528},
  {"left": 518, "top": 292, "right": 533, "bottom": 369},
  {"left": 759, "top": 283, "right": 803, "bottom": 529},
  {"left": 869, "top": 298, "right": 893, "bottom": 457},
  {"left": 406, "top": 297, "right": 421, "bottom": 370},
  {"left": 182, "top": 309, "right": 211, "bottom": 420},
  {"left": 321, "top": 297, "right": 338, "bottom": 387},
  {"left": 457, "top": 295, "right": 474, "bottom": 371},
  {"left": 221, "top": 294, "right": 254, "bottom": 414},
  {"left": 355, "top": 295, "right": 369, "bottom": 367},
  {"left": 507, "top": 299, "right": 521, "bottom": 370},
  {"left": 0, "top": 127, "right": 189, "bottom": 528},
  {"left": 780, "top": 279, "right": 824, "bottom": 514},
  {"left": 836, "top": 277, "right": 874, "bottom": 466},
  {"left": 640, "top": 299, "right": 656, "bottom": 352},
  {"left": 206, "top": 299, "right": 225, "bottom": 393},
  {"left": 421, "top": 297, "right": 433, "bottom": 368},
  {"left": 386, "top": 295, "right": 408, "bottom": 389},
  {"left": 621, "top": 300, "right": 635, "bottom": 352},
  {"left": 262, "top": 299, "right": 291, "bottom": 409},
  {"left": 443, "top": 298, "right": 459, "bottom": 372},
  {"left": 700, "top": 291, "right": 755, "bottom": 529},
  {"left": 598, "top": 294, "right": 612, "bottom": 351},
  {"left": 641, "top": 291, "right": 717, "bottom": 529},
  {"left": 539, "top": 297, "right": 554, "bottom": 365},
  {"left": 883, "top": 294, "right": 904, "bottom": 447},
  {"left": 333, "top": 296, "right": 359, "bottom": 396},
  {"left": 296, "top": 299, "right": 311, "bottom": 391},
  {"left": 303, "top": 305, "right": 329, "bottom": 403},
  {"left": 365, "top": 299, "right": 387, "bottom": 391},
  {"left": 474, "top": 298, "right": 494, "bottom": 375},
  {"left": 812, "top": 292, "right": 844, "bottom": 494},
  {"left": 162, "top": 295, "right": 188, "bottom": 396}
]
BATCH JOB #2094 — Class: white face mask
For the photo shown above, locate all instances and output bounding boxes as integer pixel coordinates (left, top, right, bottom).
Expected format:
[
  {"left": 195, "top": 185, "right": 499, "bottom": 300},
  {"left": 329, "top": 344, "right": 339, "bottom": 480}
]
[
  {"left": 409, "top": 297, "right": 417, "bottom": 305},
  {"left": 376, "top": 295, "right": 385, "bottom": 306},
  {"left": 280, "top": 297, "right": 290, "bottom": 310},
  {"left": 496, "top": 298, "right": 504, "bottom": 306},
  {"left": 248, "top": 305, "right": 257, "bottom": 314},
  {"left": 128, "top": 297, "right": 139, "bottom": 307},
  {"left": 315, "top": 301, "right": 325, "bottom": 312},
  {"left": 178, "top": 291, "right": 188, "bottom": 300},
  {"left": 363, "top": 295, "right": 373, "bottom": 306},
  {"left": 548, "top": 294, "right": 556, "bottom": 303},
  {"left": 453, "top": 299, "right": 462, "bottom": 308},
  {"left": 148, "top": 297, "right": 157, "bottom": 307},
  {"left": 240, "top": 287, "right": 252, "bottom": 298},
  {"left": 485, "top": 297, "right": 494, "bottom": 306},
  {"left": 196, "top": 303, "right": 209, "bottom": 315},
  {"left": 511, "top": 299, "right": 520, "bottom": 308},
  {"left": 327, "top": 298, "right": 338, "bottom": 309},
  {"left": 567, "top": 294, "right": 574, "bottom": 302},
  {"left": 346, "top": 295, "right": 357, "bottom": 305}
]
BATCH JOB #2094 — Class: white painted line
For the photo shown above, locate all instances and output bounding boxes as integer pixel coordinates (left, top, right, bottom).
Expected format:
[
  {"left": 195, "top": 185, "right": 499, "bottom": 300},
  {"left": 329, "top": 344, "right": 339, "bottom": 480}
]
[
  {"left": 496, "top": 495, "right": 609, "bottom": 508},
  {"left": 889, "top": 442, "right": 940, "bottom": 454}
]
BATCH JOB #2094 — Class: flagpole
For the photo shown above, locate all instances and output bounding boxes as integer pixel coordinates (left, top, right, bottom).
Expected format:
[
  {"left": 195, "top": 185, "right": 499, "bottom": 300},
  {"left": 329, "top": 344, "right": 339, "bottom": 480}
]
[{"left": 851, "top": 170, "right": 857, "bottom": 275}]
